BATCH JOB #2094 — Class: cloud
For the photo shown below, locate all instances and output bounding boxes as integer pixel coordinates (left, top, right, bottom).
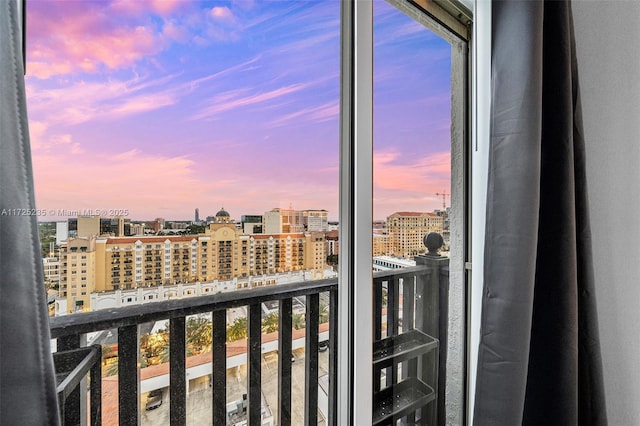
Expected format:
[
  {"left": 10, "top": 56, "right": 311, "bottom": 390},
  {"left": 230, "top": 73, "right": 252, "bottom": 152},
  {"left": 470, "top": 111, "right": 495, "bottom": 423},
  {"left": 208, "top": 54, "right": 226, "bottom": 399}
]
[
  {"left": 32, "top": 146, "right": 217, "bottom": 220},
  {"left": 28, "top": 120, "right": 48, "bottom": 151},
  {"left": 26, "top": 53, "right": 268, "bottom": 128},
  {"left": 26, "top": 75, "right": 181, "bottom": 126},
  {"left": 192, "top": 83, "right": 311, "bottom": 120},
  {"left": 108, "top": 93, "right": 176, "bottom": 117},
  {"left": 27, "top": 120, "right": 83, "bottom": 154},
  {"left": 25, "top": 1, "right": 189, "bottom": 79},
  {"left": 162, "top": 20, "right": 189, "bottom": 42},
  {"left": 210, "top": 6, "right": 236, "bottom": 23},
  {"left": 374, "top": 150, "right": 451, "bottom": 198},
  {"left": 270, "top": 101, "right": 338, "bottom": 127},
  {"left": 110, "top": 0, "right": 188, "bottom": 17}
]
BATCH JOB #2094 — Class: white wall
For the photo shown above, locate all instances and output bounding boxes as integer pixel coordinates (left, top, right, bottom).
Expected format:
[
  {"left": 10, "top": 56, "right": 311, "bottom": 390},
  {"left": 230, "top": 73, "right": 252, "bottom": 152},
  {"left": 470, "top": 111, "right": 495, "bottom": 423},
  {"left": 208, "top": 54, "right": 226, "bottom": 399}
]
[{"left": 573, "top": 2, "right": 640, "bottom": 424}]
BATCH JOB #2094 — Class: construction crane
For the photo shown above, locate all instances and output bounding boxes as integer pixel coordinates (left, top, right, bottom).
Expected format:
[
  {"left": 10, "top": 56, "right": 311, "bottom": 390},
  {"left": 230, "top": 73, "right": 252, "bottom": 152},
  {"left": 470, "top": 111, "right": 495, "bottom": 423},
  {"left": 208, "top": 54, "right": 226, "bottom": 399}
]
[{"left": 435, "top": 191, "right": 449, "bottom": 211}]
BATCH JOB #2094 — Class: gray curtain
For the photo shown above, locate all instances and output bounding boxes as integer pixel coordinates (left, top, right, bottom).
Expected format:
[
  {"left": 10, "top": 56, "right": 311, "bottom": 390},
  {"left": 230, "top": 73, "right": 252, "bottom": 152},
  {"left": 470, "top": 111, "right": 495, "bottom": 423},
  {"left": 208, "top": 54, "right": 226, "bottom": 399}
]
[
  {"left": 0, "top": 1, "right": 60, "bottom": 424},
  {"left": 474, "top": 1, "right": 607, "bottom": 425}
]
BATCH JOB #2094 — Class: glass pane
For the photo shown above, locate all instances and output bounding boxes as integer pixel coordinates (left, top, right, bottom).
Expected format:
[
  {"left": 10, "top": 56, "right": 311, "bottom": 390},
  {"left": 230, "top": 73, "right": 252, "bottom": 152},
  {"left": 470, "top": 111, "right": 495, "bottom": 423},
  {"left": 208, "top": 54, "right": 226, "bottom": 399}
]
[
  {"left": 373, "top": 1, "right": 462, "bottom": 424},
  {"left": 28, "top": 1, "right": 339, "bottom": 424}
]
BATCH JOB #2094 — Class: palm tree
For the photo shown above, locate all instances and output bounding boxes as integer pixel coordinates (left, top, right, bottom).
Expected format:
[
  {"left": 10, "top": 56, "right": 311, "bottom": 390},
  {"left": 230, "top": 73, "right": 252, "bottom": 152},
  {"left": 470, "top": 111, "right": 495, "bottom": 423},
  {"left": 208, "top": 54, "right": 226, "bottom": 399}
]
[
  {"left": 319, "top": 304, "right": 330, "bottom": 324},
  {"left": 104, "top": 360, "right": 119, "bottom": 377},
  {"left": 101, "top": 344, "right": 119, "bottom": 377},
  {"left": 292, "top": 313, "right": 306, "bottom": 330},
  {"left": 226, "top": 317, "right": 248, "bottom": 342},
  {"left": 141, "top": 331, "right": 170, "bottom": 365},
  {"left": 186, "top": 316, "right": 213, "bottom": 354},
  {"left": 261, "top": 312, "right": 279, "bottom": 333}
]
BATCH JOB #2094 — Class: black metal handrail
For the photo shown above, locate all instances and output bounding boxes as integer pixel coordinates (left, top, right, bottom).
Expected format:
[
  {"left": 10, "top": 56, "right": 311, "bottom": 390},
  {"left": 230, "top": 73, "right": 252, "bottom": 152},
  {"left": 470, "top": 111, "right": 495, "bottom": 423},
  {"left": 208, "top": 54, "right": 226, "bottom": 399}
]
[
  {"left": 51, "top": 277, "right": 339, "bottom": 426},
  {"left": 49, "top": 261, "right": 448, "bottom": 426}
]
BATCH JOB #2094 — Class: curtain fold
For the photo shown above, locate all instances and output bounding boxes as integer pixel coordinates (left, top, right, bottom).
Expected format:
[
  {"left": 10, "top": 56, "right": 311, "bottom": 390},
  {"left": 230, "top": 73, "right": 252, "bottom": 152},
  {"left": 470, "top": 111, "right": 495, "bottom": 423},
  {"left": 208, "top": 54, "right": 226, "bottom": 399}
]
[
  {"left": 0, "top": 1, "right": 60, "bottom": 424},
  {"left": 474, "top": 1, "right": 607, "bottom": 425}
]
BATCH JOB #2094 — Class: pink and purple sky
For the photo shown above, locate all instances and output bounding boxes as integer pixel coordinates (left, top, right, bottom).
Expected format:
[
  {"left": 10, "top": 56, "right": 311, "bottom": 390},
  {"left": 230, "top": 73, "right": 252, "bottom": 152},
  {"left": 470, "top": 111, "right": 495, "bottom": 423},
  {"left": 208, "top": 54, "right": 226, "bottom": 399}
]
[{"left": 26, "top": 0, "right": 451, "bottom": 222}]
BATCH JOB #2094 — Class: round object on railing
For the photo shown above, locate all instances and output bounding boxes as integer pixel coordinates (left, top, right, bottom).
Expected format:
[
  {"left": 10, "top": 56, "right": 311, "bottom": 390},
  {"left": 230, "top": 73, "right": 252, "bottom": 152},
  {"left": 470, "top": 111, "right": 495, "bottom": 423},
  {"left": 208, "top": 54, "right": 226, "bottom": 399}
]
[{"left": 423, "top": 232, "right": 444, "bottom": 256}]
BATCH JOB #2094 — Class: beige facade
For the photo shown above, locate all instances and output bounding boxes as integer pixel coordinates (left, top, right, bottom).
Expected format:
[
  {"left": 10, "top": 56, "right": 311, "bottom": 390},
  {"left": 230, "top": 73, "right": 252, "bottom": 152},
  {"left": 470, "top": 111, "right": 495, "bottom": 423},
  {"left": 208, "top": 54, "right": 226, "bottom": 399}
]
[
  {"left": 60, "top": 222, "right": 327, "bottom": 311},
  {"left": 372, "top": 233, "right": 390, "bottom": 257},
  {"left": 264, "top": 208, "right": 305, "bottom": 234},
  {"left": 43, "top": 257, "right": 60, "bottom": 287},
  {"left": 386, "top": 212, "right": 444, "bottom": 258},
  {"left": 77, "top": 215, "right": 100, "bottom": 238},
  {"left": 264, "top": 208, "right": 330, "bottom": 233},
  {"left": 59, "top": 237, "right": 96, "bottom": 313},
  {"left": 303, "top": 209, "right": 329, "bottom": 232}
]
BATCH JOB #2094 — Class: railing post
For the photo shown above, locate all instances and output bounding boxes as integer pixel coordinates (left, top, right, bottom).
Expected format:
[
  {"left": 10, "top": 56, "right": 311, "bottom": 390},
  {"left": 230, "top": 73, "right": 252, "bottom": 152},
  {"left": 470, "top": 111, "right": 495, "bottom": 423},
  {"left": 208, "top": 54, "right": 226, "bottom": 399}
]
[
  {"left": 247, "top": 303, "right": 262, "bottom": 424},
  {"left": 414, "top": 246, "right": 450, "bottom": 426},
  {"left": 305, "top": 293, "right": 319, "bottom": 425},
  {"left": 328, "top": 288, "right": 339, "bottom": 426},
  {"left": 89, "top": 345, "right": 102, "bottom": 426},
  {"left": 212, "top": 310, "right": 227, "bottom": 424},
  {"left": 170, "top": 317, "right": 186, "bottom": 426},
  {"left": 278, "top": 298, "right": 293, "bottom": 426},
  {"left": 57, "top": 334, "right": 87, "bottom": 426},
  {"left": 438, "top": 261, "right": 450, "bottom": 426},
  {"left": 118, "top": 325, "right": 139, "bottom": 426}
]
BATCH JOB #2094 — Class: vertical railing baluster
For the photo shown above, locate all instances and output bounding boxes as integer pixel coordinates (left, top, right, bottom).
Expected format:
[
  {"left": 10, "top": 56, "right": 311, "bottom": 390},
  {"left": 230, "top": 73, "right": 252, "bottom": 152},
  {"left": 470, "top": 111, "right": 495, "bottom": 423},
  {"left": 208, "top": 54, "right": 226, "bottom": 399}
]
[
  {"left": 328, "top": 288, "right": 339, "bottom": 426},
  {"left": 118, "top": 325, "right": 139, "bottom": 426},
  {"left": 305, "top": 293, "right": 319, "bottom": 425},
  {"left": 373, "top": 277, "right": 383, "bottom": 393},
  {"left": 247, "top": 303, "right": 262, "bottom": 424},
  {"left": 212, "top": 310, "right": 227, "bottom": 424},
  {"left": 90, "top": 345, "right": 102, "bottom": 426},
  {"left": 373, "top": 277, "right": 383, "bottom": 341},
  {"left": 57, "top": 334, "right": 81, "bottom": 426},
  {"left": 387, "top": 277, "right": 398, "bottom": 337},
  {"left": 388, "top": 277, "right": 400, "bottom": 388},
  {"left": 403, "top": 275, "right": 417, "bottom": 425},
  {"left": 278, "top": 298, "right": 293, "bottom": 426},
  {"left": 170, "top": 317, "right": 186, "bottom": 426},
  {"left": 402, "top": 275, "right": 416, "bottom": 331},
  {"left": 415, "top": 261, "right": 441, "bottom": 426}
]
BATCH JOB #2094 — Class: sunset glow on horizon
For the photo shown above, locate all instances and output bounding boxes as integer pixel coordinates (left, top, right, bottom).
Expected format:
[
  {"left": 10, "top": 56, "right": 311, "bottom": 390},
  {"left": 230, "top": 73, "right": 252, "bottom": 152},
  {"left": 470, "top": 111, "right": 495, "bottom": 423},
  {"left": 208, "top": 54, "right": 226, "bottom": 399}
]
[{"left": 26, "top": 0, "right": 451, "bottom": 222}]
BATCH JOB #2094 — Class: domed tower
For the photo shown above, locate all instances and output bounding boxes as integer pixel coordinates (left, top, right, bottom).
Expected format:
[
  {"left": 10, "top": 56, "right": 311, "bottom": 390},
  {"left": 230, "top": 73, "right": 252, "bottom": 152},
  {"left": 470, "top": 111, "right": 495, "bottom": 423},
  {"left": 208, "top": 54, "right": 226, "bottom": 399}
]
[{"left": 214, "top": 207, "right": 231, "bottom": 224}]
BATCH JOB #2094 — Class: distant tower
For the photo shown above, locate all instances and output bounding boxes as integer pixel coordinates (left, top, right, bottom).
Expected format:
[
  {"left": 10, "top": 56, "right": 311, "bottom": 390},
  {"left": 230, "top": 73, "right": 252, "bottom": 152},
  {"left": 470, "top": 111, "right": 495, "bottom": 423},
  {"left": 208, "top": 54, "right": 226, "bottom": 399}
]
[
  {"left": 195, "top": 208, "right": 200, "bottom": 223},
  {"left": 214, "top": 207, "right": 231, "bottom": 224}
]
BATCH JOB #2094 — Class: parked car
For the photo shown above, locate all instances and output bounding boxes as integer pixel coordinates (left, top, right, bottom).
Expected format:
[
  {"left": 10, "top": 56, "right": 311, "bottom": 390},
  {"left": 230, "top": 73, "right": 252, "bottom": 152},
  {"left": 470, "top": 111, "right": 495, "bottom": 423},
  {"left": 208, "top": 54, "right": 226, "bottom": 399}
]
[{"left": 145, "top": 389, "right": 163, "bottom": 411}]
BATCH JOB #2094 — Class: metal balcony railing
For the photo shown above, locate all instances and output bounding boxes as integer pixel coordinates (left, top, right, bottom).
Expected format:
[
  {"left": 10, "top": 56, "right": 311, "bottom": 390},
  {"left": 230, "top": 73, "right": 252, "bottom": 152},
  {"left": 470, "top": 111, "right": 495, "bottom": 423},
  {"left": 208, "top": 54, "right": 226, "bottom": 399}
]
[{"left": 49, "top": 256, "right": 449, "bottom": 426}]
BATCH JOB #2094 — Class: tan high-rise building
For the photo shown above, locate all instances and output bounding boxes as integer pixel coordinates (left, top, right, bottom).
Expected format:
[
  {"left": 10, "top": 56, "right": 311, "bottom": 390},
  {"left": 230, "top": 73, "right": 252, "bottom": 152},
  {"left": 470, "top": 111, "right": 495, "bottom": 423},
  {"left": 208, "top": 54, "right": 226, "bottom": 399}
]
[
  {"left": 264, "top": 208, "right": 329, "bottom": 233},
  {"left": 303, "top": 210, "right": 329, "bottom": 232},
  {"left": 43, "top": 257, "right": 61, "bottom": 288},
  {"left": 386, "top": 212, "right": 444, "bottom": 258},
  {"left": 372, "top": 233, "right": 390, "bottom": 257},
  {"left": 94, "top": 228, "right": 326, "bottom": 293},
  {"left": 58, "top": 210, "right": 328, "bottom": 311},
  {"left": 59, "top": 237, "right": 96, "bottom": 313},
  {"left": 77, "top": 215, "right": 100, "bottom": 238},
  {"left": 264, "top": 208, "right": 305, "bottom": 234}
]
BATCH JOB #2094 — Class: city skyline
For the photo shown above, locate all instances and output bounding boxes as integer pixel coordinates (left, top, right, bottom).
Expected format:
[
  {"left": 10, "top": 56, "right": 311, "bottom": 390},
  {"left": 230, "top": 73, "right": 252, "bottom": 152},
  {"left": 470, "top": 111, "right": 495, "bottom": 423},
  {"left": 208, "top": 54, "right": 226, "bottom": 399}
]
[{"left": 25, "top": 0, "right": 452, "bottom": 222}]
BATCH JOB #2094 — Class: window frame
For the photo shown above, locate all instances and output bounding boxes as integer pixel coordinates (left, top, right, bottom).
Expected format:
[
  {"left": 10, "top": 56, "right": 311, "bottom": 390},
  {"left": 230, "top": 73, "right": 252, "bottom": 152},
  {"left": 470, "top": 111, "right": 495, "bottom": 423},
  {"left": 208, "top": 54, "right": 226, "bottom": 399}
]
[{"left": 338, "top": 1, "right": 472, "bottom": 424}]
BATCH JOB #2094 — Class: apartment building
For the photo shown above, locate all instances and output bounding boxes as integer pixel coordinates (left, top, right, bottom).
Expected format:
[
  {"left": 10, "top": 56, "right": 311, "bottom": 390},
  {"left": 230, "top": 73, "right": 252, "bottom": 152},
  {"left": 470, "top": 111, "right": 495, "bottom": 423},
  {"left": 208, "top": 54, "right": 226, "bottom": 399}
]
[
  {"left": 386, "top": 211, "right": 444, "bottom": 258},
  {"left": 42, "top": 257, "right": 60, "bottom": 288},
  {"left": 303, "top": 209, "right": 329, "bottom": 232},
  {"left": 58, "top": 216, "right": 327, "bottom": 312},
  {"left": 264, "top": 208, "right": 329, "bottom": 233},
  {"left": 58, "top": 237, "right": 96, "bottom": 313}
]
